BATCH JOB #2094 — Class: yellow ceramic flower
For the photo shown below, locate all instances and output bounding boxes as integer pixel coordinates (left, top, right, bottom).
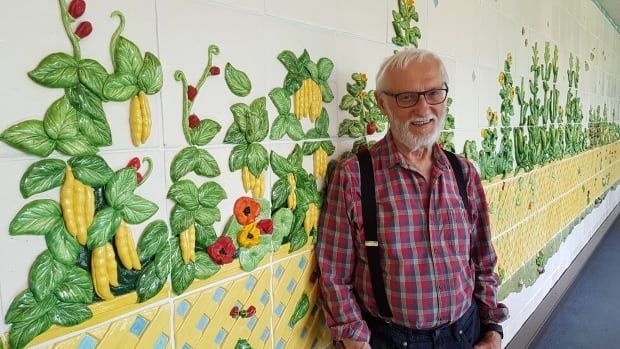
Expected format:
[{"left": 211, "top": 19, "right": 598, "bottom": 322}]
[
  {"left": 507, "top": 53, "right": 513, "bottom": 65},
  {"left": 406, "top": 0, "right": 414, "bottom": 6},
  {"left": 498, "top": 72, "right": 506, "bottom": 86},
  {"left": 359, "top": 91, "right": 367, "bottom": 99},
  {"left": 486, "top": 107, "right": 493, "bottom": 117},
  {"left": 237, "top": 224, "right": 261, "bottom": 248},
  {"left": 360, "top": 73, "right": 368, "bottom": 82},
  {"left": 509, "top": 86, "right": 516, "bottom": 98},
  {"left": 481, "top": 128, "right": 488, "bottom": 138}
]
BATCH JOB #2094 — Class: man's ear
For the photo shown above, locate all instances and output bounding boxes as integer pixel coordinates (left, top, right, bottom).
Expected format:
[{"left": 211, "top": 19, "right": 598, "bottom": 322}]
[{"left": 374, "top": 90, "right": 389, "bottom": 115}]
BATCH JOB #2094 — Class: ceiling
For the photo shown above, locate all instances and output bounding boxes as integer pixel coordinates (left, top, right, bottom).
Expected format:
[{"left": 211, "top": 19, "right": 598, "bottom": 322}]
[{"left": 597, "top": 0, "right": 620, "bottom": 33}]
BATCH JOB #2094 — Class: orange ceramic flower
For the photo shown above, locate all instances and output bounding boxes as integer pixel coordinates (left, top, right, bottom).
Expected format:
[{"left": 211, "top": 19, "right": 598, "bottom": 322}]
[
  {"left": 237, "top": 224, "right": 261, "bottom": 248},
  {"left": 233, "top": 197, "right": 261, "bottom": 225}
]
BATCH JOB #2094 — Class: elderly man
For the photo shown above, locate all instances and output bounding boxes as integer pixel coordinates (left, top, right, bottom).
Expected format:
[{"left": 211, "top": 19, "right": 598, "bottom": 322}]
[{"left": 316, "top": 49, "right": 508, "bottom": 349}]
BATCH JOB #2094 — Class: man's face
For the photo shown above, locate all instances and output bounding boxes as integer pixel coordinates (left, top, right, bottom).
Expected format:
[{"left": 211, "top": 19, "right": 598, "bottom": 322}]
[{"left": 375, "top": 58, "right": 447, "bottom": 151}]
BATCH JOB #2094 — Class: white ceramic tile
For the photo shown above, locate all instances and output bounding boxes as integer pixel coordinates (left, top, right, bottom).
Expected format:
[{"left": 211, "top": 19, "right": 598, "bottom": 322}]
[
  {"left": 427, "top": 0, "right": 478, "bottom": 60},
  {"left": 265, "top": 0, "right": 340, "bottom": 30},
  {"left": 158, "top": 0, "right": 267, "bottom": 148},
  {"left": 476, "top": 2, "right": 501, "bottom": 69},
  {"left": 332, "top": 0, "right": 388, "bottom": 43},
  {"left": 476, "top": 66, "right": 501, "bottom": 128},
  {"left": 208, "top": 0, "right": 265, "bottom": 13},
  {"left": 451, "top": 61, "right": 479, "bottom": 131}
]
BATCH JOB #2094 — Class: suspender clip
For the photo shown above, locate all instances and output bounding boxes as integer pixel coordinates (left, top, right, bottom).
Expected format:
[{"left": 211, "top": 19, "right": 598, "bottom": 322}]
[{"left": 365, "top": 241, "right": 379, "bottom": 247}]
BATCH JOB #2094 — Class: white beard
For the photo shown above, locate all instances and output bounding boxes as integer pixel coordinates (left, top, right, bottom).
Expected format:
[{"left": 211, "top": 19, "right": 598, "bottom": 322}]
[{"left": 389, "top": 113, "right": 445, "bottom": 151}]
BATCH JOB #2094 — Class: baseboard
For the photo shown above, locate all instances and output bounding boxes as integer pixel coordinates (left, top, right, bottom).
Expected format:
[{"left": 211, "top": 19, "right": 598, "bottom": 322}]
[{"left": 505, "top": 202, "right": 620, "bottom": 349}]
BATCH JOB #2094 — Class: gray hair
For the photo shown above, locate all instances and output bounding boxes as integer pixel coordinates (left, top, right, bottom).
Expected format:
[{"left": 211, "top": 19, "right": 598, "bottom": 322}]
[{"left": 375, "top": 49, "right": 449, "bottom": 91}]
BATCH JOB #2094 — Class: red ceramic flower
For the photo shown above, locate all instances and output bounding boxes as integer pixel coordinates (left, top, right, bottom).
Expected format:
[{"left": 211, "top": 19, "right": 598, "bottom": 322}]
[
  {"left": 256, "top": 219, "right": 273, "bottom": 234},
  {"left": 207, "top": 236, "right": 236, "bottom": 265}
]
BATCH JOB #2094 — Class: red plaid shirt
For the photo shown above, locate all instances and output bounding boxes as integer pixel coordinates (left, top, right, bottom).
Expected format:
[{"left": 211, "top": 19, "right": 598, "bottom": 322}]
[{"left": 315, "top": 133, "right": 508, "bottom": 342}]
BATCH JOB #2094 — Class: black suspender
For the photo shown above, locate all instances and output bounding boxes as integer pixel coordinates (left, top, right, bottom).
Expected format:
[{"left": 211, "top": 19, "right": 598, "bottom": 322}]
[{"left": 356, "top": 148, "right": 470, "bottom": 318}]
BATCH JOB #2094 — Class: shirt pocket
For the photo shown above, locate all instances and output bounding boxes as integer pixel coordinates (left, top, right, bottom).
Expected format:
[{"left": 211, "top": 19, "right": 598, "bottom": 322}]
[{"left": 444, "top": 207, "right": 472, "bottom": 255}]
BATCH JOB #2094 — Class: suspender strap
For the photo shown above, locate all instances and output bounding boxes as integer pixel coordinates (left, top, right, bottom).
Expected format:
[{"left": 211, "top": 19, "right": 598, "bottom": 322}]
[
  {"left": 356, "top": 149, "right": 393, "bottom": 318},
  {"left": 443, "top": 149, "right": 470, "bottom": 214}
]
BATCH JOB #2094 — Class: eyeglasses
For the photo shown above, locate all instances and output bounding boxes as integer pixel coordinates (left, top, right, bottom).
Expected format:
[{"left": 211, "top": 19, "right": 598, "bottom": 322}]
[{"left": 382, "top": 86, "right": 449, "bottom": 108}]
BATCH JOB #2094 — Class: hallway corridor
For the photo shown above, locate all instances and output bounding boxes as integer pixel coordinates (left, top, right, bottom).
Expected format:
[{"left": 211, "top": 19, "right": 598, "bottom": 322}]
[{"left": 530, "top": 210, "right": 620, "bottom": 349}]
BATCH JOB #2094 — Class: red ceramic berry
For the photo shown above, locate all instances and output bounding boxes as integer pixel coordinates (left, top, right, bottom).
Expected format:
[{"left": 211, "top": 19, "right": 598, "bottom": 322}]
[
  {"left": 187, "top": 85, "right": 198, "bottom": 102},
  {"left": 188, "top": 114, "right": 200, "bottom": 129},
  {"left": 209, "top": 66, "right": 220, "bottom": 76},
  {"left": 68, "top": 0, "right": 86, "bottom": 19},
  {"left": 246, "top": 305, "right": 256, "bottom": 317},
  {"left": 366, "top": 122, "right": 377, "bottom": 135},
  {"left": 136, "top": 172, "right": 144, "bottom": 184},
  {"left": 127, "top": 157, "right": 141, "bottom": 170},
  {"left": 74, "top": 21, "right": 92, "bottom": 39},
  {"left": 230, "top": 306, "right": 240, "bottom": 318}
]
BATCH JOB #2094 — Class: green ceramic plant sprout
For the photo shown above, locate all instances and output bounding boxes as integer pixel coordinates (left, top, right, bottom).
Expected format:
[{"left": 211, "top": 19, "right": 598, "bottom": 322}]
[
  {"left": 167, "top": 46, "right": 230, "bottom": 295},
  {"left": 338, "top": 73, "right": 389, "bottom": 148},
  {"left": 565, "top": 53, "right": 588, "bottom": 155},
  {"left": 391, "top": 0, "right": 422, "bottom": 47},
  {"left": 438, "top": 97, "right": 456, "bottom": 152},
  {"left": 0, "top": 2, "right": 167, "bottom": 348}
]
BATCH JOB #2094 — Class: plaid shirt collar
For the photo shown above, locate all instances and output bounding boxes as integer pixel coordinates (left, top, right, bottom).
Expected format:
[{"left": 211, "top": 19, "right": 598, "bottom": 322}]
[{"left": 380, "top": 130, "right": 451, "bottom": 172}]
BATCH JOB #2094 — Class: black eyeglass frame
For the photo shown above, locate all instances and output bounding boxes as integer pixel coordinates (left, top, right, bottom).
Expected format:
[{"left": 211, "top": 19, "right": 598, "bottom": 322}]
[{"left": 382, "top": 85, "right": 449, "bottom": 108}]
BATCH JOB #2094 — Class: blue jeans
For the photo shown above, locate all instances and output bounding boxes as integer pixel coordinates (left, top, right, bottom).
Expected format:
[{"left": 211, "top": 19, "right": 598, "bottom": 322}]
[{"left": 362, "top": 302, "right": 481, "bottom": 349}]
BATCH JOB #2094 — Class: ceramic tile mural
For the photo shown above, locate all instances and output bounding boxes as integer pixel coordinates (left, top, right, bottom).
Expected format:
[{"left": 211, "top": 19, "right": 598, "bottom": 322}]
[{"left": 1, "top": 0, "right": 619, "bottom": 348}]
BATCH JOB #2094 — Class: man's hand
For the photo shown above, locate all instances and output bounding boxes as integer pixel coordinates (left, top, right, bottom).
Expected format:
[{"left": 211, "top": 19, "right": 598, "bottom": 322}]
[
  {"left": 342, "top": 339, "right": 371, "bottom": 349},
  {"left": 473, "top": 331, "right": 501, "bottom": 349}
]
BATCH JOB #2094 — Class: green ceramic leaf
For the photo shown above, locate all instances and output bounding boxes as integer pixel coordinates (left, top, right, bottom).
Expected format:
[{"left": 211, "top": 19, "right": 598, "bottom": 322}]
[
  {"left": 121, "top": 195, "right": 158, "bottom": 224},
  {"left": 171, "top": 240, "right": 196, "bottom": 295},
  {"left": 270, "top": 151, "right": 293, "bottom": 178},
  {"left": 302, "top": 142, "right": 321, "bottom": 155},
  {"left": 189, "top": 119, "right": 221, "bottom": 146},
  {"left": 46, "top": 225, "right": 79, "bottom": 266},
  {"left": 0, "top": 120, "right": 55, "bottom": 157},
  {"left": 246, "top": 143, "right": 269, "bottom": 177},
  {"left": 304, "top": 61, "right": 319, "bottom": 80},
  {"left": 55, "top": 135, "right": 98, "bottom": 156},
  {"left": 222, "top": 216, "right": 243, "bottom": 243},
  {"left": 4, "top": 290, "right": 55, "bottom": 324},
  {"left": 287, "top": 118, "right": 305, "bottom": 141},
  {"left": 78, "top": 59, "right": 108, "bottom": 99},
  {"left": 271, "top": 207, "right": 294, "bottom": 249},
  {"left": 277, "top": 50, "right": 299, "bottom": 72},
  {"left": 167, "top": 180, "right": 200, "bottom": 211},
  {"left": 28, "top": 52, "right": 79, "bottom": 88},
  {"left": 68, "top": 155, "right": 114, "bottom": 187},
  {"left": 195, "top": 148, "right": 220, "bottom": 178},
  {"left": 29, "top": 251, "right": 66, "bottom": 301},
  {"left": 195, "top": 222, "right": 217, "bottom": 247},
  {"left": 170, "top": 204, "right": 195, "bottom": 236},
  {"left": 269, "top": 87, "right": 291, "bottom": 115},
  {"left": 137, "top": 52, "right": 163, "bottom": 94},
  {"left": 154, "top": 241, "right": 171, "bottom": 280},
  {"left": 102, "top": 72, "right": 139, "bottom": 102},
  {"left": 194, "top": 251, "right": 221, "bottom": 279},
  {"left": 339, "top": 94, "right": 356, "bottom": 111},
  {"left": 44, "top": 97, "right": 79, "bottom": 140},
  {"left": 9, "top": 199, "right": 62, "bottom": 236},
  {"left": 8, "top": 312, "right": 52, "bottom": 349},
  {"left": 317, "top": 58, "right": 334, "bottom": 81},
  {"left": 225, "top": 63, "right": 252, "bottom": 97},
  {"left": 198, "top": 182, "right": 227, "bottom": 208},
  {"left": 105, "top": 168, "right": 138, "bottom": 209},
  {"left": 320, "top": 82, "right": 334, "bottom": 103},
  {"left": 270, "top": 115, "right": 288, "bottom": 140},
  {"left": 77, "top": 108, "right": 113, "bottom": 147},
  {"left": 288, "top": 225, "right": 307, "bottom": 253},
  {"left": 271, "top": 178, "right": 290, "bottom": 209},
  {"left": 54, "top": 266, "right": 92, "bottom": 304},
  {"left": 239, "top": 244, "right": 269, "bottom": 272},
  {"left": 136, "top": 263, "right": 166, "bottom": 302},
  {"left": 234, "top": 339, "right": 252, "bottom": 349},
  {"left": 321, "top": 141, "right": 335, "bottom": 155},
  {"left": 49, "top": 302, "right": 92, "bottom": 326},
  {"left": 137, "top": 220, "right": 168, "bottom": 261},
  {"left": 223, "top": 122, "right": 246, "bottom": 144},
  {"left": 170, "top": 147, "right": 199, "bottom": 182},
  {"left": 229, "top": 103, "right": 250, "bottom": 133},
  {"left": 194, "top": 207, "right": 221, "bottom": 226},
  {"left": 65, "top": 84, "right": 105, "bottom": 121},
  {"left": 20, "top": 159, "right": 66, "bottom": 198},
  {"left": 229, "top": 144, "right": 248, "bottom": 172},
  {"left": 288, "top": 293, "right": 310, "bottom": 328},
  {"left": 113, "top": 36, "right": 143, "bottom": 75},
  {"left": 86, "top": 207, "right": 121, "bottom": 250},
  {"left": 246, "top": 101, "right": 269, "bottom": 143}
]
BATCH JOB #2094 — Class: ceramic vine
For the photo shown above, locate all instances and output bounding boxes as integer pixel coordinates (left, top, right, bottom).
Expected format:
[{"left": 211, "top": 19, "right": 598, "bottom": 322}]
[
  {"left": 438, "top": 97, "right": 455, "bottom": 152},
  {"left": 275, "top": 49, "right": 334, "bottom": 123},
  {"left": 338, "top": 73, "right": 388, "bottom": 140},
  {"left": 223, "top": 96, "right": 270, "bottom": 198},
  {"left": 391, "top": 0, "right": 421, "bottom": 47},
  {"left": 170, "top": 45, "right": 223, "bottom": 182},
  {"left": 270, "top": 146, "right": 320, "bottom": 253},
  {"left": 1, "top": 2, "right": 166, "bottom": 347}
]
